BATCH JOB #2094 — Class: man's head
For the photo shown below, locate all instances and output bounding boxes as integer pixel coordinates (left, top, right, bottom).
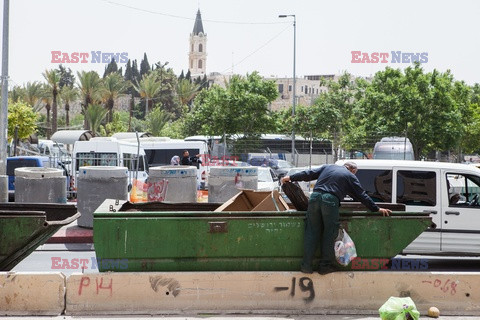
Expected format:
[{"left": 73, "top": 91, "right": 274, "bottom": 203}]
[
  {"left": 344, "top": 161, "right": 358, "bottom": 174},
  {"left": 182, "top": 150, "right": 189, "bottom": 157}
]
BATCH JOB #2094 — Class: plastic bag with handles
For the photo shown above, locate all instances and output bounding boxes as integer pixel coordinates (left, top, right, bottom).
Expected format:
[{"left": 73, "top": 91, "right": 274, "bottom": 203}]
[
  {"left": 379, "top": 296, "right": 420, "bottom": 320},
  {"left": 334, "top": 228, "right": 357, "bottom": 266}
]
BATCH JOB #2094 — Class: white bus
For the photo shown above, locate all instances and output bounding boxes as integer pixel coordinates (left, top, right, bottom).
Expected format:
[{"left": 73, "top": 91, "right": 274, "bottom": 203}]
[
  {"left": 126, "top": 137, "right": 210, "bottom": 189},
  {"left": 72, "top": 137, "right": 148, "bottom": 188}
]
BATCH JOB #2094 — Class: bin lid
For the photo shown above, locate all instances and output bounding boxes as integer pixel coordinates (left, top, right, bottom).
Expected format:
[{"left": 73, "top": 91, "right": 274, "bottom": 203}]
[
  {"left": 14, "top": 167, "right": 64, "bottom": 178},
  {"left": 209, "top": 167, "right": 258, "bottom": 177},
  {"left": 78, "top": 166, "right": 128, "bottom": 178},
  {"left": 149, "top": 166, "right": 197, "bottom": 178}
]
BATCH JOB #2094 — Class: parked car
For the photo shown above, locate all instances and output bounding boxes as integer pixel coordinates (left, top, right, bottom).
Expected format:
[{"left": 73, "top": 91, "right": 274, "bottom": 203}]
[
  {"left": 248, "top": 157, "right": 293, "bottom": 178},
  {"left": 257, "top": 167, "right": 280, "bottom": 191},
  {"left": 7, "top": 156, "right": 52, "bottom": 201}
]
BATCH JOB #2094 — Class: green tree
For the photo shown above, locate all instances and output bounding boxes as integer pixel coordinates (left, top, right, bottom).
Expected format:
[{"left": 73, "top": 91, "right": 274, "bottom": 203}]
[
  {"left": 85, "top": 104, "right": 108, "bottom": 136},
  {"left": 43, "top": 69, "right": 61, "bottom": 134},
  {"left": 39, "top": 84, "right": 53, "bottom": 138},
  {"left": 176, "top": 78, "right": 200, "bottom": 109},
  {"left": 8, "top": 101, "right": 38, "bottom": 140},
  {"left": 77, "top": 70, "right": 102, "bottom": 129},
  {"left": 145, "top": 106, "right": 171, "bottom": 136},
  {"left": 57, "top": 65, "right": 75, "bottom": 88},
  {"left": 101, "top": 72, "right": 128, "bottom": 123},
  {"left": 104, "top": 112, "right": 128, "bottom": 136},
  {"left": 184, "top": 72, "right": 277, "bottom": 137},
  {"left": 134, "top": 72, "right": 161, "bottom": 117},
  {"left": 59, "top": 86, "right": 78, "bottom": 128},
  {"left": 361, "top": 64, "right": 462, "bottom": 159},
  {"left": 103, "top": 58, "right": 119, "bottom": 78},
  {"left": 20, "top": 81, "right": 43, "bottom": 109},
  {"left": 140, "top": 53, "right": 151, "bottom": 77},
  {"left": 309, "top": 73, "right": 359, "bottom": 161}
]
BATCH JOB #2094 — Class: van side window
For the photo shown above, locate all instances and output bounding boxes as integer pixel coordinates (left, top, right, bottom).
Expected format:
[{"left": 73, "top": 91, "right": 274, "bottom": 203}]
[
  {"left": 447, "top": 173, "right": 480, "bottom": 207},
  {"left": 397, "top": 170, "right": 436, "bottom": 206},
  {"left": 356, "top": 169, "right": 392, "bottom": 202}
]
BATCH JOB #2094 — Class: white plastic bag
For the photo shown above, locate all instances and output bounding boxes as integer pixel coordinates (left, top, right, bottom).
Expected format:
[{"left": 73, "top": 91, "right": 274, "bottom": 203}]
[{"left": 334, "top": 229, "right": 357, "bottom": 266}]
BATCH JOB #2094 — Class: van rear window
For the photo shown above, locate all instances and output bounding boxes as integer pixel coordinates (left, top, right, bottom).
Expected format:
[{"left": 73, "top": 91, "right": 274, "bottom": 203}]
[
  {"left": 397, "top": 170, "right": 436, "bottom": 206},
  {"left": 7, "top": 159, "right": 41, "bottom": 175},
  {"left": 355, "top": 169, "right": 392, "bottom": 202}
]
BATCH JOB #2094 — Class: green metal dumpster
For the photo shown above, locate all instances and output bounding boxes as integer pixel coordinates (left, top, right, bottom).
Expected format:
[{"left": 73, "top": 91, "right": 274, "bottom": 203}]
[
  {"left": 93, "top": 199, "right": 433, "bottom": 272},
  {"left": 0, "top": 203, "right": 79, "bottom": 271}
]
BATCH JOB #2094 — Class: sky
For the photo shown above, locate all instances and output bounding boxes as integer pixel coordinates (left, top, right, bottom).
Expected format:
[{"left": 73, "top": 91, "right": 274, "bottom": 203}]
[{"left": 1, "top": 0, "right": 480, "bottom": 87}]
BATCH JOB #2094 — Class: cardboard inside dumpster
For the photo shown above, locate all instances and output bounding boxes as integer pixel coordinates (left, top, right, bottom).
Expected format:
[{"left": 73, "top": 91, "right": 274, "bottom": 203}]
[{"left": 214, "top": 189, "right": 289, "bottom": 212}]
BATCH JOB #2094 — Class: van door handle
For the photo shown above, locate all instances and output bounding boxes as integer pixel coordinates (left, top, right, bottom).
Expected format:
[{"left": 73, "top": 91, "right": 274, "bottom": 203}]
[
  {"left": 445, "top": 211, "right": 460, "bottom": 216},
  {"left": 422, "top": 210, "right": 437, "bottom": 214}
]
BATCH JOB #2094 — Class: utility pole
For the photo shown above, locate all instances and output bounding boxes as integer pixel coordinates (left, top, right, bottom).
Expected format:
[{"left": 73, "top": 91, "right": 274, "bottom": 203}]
[
  {"left": 0, "top": 0, "right": 10, "bottom": 202},
  {"left": 279, "top": 14, "right": 296, "bottom": 165}
]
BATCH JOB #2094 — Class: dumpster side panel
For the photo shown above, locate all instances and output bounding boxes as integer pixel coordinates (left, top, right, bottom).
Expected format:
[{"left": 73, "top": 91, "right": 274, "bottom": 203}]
[{"left": 93, "top": 209, "right": 432, "bottom": 272}]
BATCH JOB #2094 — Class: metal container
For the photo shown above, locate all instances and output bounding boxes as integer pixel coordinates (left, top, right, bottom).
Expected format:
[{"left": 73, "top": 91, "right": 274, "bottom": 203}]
[
  {"left": 14, "top": 167, "right": 66, "bottom": 203},
  {"left": 93, "top": 199, "right": 433, "bottom": 272},
  {"left": 77, "top": 166, "right": 128, "bottom": 228},
  {"left": 148, "top": 166, "right": 197, "bottom": 203},
  {"left": 0, "top": 204, "right": 79, "bottom": 271},
  {"left": 208, "top": 167, "right": 258, "bottom": 203}
]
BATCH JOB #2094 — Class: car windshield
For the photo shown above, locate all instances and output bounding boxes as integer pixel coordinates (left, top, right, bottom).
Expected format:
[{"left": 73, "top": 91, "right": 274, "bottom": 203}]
[
  {"left": 258, "top": 169, "right": 272, "bottom": 182},
  {"left": 277, "top": 160, "right": 293, "bottom": 168}
]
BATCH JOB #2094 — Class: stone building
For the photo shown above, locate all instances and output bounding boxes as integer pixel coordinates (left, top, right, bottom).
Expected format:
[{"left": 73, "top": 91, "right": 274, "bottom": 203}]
[{"left": 188, "top": 9, "right": 207, "bottom": 77}]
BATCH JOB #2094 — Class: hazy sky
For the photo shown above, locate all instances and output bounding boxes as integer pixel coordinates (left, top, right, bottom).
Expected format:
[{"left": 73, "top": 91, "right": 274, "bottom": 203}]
[{"left": 2, "top": 0, "right": 479, "bottom": 87}]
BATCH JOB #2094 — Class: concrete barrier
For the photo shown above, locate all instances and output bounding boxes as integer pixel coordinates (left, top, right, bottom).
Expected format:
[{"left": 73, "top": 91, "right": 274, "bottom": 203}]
[
  {"left": 14, "top": 167, "right": 67, "bottom": 203},
  {"left": 65, "top": 272, "right": 480, "bottom": 315},
  {"left": 0, "top": 272, "right": 65, "bottom": 315}
]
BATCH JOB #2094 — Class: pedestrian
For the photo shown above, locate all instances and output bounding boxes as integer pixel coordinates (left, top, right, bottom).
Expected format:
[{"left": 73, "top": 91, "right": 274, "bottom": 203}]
[
  {"left": 170, "top": 155, "right": 180, "bottom": 166},
  {"left": 281, "top": 161, "right": 391, "bottom": 274},
  {"left": 181, "top": 150, "right": 202, "bottom": 166}
]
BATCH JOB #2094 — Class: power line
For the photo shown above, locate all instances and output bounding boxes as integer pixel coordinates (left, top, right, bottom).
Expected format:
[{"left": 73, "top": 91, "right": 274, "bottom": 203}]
[{"left": 101, "top": 0, "right": 289, "bottom": 25}]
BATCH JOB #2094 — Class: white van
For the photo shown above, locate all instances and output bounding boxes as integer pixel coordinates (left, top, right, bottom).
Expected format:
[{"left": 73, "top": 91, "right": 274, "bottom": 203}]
[
  {"left": 128, "top": 137, "right": 210, "bottom": 189},
  {"left": 72, "top": 137, "right": 148, "bottom": 186},
  {"left": 38, "top": 139, "right": 71, "bottom": 160},
  {"left": 336, "top": 159, "right": 480, "bottom": 255}
]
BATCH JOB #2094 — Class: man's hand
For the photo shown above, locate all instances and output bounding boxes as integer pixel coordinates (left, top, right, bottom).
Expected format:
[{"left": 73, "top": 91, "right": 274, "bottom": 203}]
[
  {"left": 280, "top": 176, "right": 291, "bottom": 184},
  {"left": 378, "top": 208, "right": 391, "bottom": 217}
]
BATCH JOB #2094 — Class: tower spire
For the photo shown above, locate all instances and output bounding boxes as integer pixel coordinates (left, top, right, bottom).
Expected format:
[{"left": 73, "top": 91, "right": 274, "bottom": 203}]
[
  {"left": 189, "top": 9, "right": 207, "bottom": 77},
  {"left": 192, "top": 9, "right": 204, "bottom": 35}
]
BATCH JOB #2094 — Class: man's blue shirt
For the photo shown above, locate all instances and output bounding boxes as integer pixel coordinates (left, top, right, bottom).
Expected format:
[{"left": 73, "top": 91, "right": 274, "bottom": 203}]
[{"left": 290, "top": 164, "right": 379, "bottom": 212}]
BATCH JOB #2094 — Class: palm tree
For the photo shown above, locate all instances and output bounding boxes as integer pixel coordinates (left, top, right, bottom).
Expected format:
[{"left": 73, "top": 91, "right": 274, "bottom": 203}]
[
  {"left": 39, "top": 84, "right": 53, "bottom": 139},
  {"left": 176, "top": 78, "right": 200, "bottom": 109},
  {"left": 133, "top": 72, "right": 161, "bottom": 117},
  {"left": 77, "top": 71, "right": 101, "bottom": 129},
  {"left": 59, "top": 86, "right": 79, "bottom": 128},
  {"left": 100, "top": 73, "right": 128, "bottom": 123},
  {"left": 43, "top": 69, "right": 61, "bottom": 134},
  {"left": 84, "top": 104, "right": 108, "bottom": 136},
  {"left": 145, "top": 106, "right": 171, "bottom": 136},
  {"left": 22, "top": 81, "right": 43, "bottom": 110}
]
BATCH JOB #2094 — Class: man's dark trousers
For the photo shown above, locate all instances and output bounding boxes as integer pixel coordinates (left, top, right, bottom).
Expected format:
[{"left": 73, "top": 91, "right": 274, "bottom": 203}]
[{"left": 301, "top": 191, "right": 340, "bottom": 272}]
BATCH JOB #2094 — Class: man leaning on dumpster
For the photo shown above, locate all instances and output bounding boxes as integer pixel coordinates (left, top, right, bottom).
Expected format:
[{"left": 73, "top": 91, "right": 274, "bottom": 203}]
[{"left": 280, "top": 161, "right": 392, "bottom": 275}]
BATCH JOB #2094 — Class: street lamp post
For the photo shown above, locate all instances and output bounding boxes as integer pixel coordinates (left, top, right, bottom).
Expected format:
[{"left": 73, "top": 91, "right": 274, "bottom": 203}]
[{"left": 279, "top": 14, "right": 296, "bottom": 166}]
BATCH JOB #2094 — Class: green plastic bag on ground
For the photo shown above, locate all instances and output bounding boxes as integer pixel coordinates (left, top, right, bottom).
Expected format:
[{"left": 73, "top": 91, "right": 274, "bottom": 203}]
[{"left": 378, "top": 296, "right": 420, "bottom": 320}]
